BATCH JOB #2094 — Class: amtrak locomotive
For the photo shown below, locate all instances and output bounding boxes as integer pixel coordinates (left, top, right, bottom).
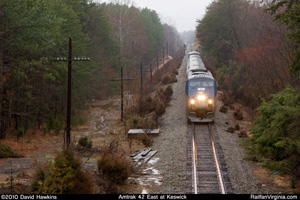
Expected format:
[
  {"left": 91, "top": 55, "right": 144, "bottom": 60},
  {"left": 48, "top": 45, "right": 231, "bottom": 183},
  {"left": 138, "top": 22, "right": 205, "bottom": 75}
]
[{"left": 185, "top": 51, "right": 217, "bottom": 121}]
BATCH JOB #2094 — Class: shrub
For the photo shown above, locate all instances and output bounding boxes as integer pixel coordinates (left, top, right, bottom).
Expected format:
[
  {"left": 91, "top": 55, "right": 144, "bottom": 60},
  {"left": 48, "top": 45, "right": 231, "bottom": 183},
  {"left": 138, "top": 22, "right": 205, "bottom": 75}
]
[
  {"left": 141, "top": 134, "right": 153, "bottom": 147},
  {"left": 142, "top": 97, "right": 156, "bottom": 114},
  {"left": 45, "top": 116, "right": 63, "bottom": 134},
  {"left": 0, "top": 143, "right": 19, "bottom": 158},
  {"left": 238, "top": 130, "right": 247, "bottom": 138},
  {"left": 221, "top": 93, "right": 234, "bottom": 106},
  {"left": 98, "top": 154, "right": 130, "bottom": 185},
  {"left": 249, "top": 86, "right": 300, "bottom": 166},
  {"left": 31, "top": 168, "right": 45, "bottom": 193},
  {"left": 235, "top": 124, "right": 240, "bottom": 130},
  {"left": 234, "top": 108, "right": 244, "bottom": 120},
  {"left": 31, "top": 151, "right": 94, "bottom": 194},
  {"left": 219, "top": 105, "right": 228, "bottom": 113},
  {"left": 17, "top": 127, "right": 25, "bottom": 140},
  {"left": 98, "top": 147, "right": 131, "bottom": 187},
  {"left": 163, "top": 85, "right": 173, "bottom": 102},
  {"left": 132, "top": 118, "right": 138, "bottom": 128},
  {"left": 155, "top": 102, "right": 166, "bottom": 117},
  {"left": 162, "top": 75, "right": 172, "bottom": 85},
  {"left": 78, "top": 137, "right": 92, "bottom": 149},
  {"left": 170, "top": 74, "right": 177, "bottom": 83},
  {"left": 226, "top": 127, "right": 235, "bottom": 133}
]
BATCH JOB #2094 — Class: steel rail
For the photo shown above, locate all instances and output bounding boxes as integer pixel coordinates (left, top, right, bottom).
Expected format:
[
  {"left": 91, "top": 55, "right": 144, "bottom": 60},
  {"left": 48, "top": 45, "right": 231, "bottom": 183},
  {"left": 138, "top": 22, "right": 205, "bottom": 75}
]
[
  {"left": 191, "top": 123, "right": 198, "bottom": 194},
  {"left": 209, "top": 124, "right": 226, "bottom": 194}
]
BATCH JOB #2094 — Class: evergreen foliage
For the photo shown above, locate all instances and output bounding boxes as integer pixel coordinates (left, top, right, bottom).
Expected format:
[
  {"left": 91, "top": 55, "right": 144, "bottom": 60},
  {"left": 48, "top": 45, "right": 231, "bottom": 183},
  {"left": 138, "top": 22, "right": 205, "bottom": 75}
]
[
  {"left": 140, "top": 8, "right": 164, "bottom": 59},
  {"left": 248, "top": 87, "right": 300, "bottom": 170},
  {"left": 0, "top": 143, "right": 19, "bottom": 158},
  {"left": 78, "top": 136, "right": 92, "bottom": 149},
  {"left": 31, "top": 151, "right": 93, "bottom": 194}
]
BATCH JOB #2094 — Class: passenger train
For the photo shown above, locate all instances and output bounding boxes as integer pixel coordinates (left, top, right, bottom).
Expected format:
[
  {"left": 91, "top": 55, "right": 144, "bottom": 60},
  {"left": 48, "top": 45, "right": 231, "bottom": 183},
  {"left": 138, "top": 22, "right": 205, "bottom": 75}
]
[{"left": 185, "top": 51, "right": 217, "bottom": 122}]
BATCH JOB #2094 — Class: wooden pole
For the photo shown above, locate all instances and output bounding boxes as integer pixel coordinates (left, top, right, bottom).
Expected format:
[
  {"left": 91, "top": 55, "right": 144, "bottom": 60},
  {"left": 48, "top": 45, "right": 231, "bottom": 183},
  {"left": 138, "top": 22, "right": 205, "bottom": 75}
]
[
  {"left": 66, "top": 37, "right": 72, "bottom": 148},
  {"left": 121, "top": 58, "right": 124, "bottom": 121},
  {"left": 150, "top": 63, "right": 152, "bottom": 81}
]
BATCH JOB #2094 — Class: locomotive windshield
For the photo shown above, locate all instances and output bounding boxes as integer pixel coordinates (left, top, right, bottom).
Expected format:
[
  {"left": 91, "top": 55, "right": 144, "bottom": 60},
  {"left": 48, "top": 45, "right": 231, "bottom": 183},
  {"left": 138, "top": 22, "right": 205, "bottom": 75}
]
[
  {"left": 189, "top": 81, "right": 214, "bottom": 88},
  {"left": 202, "top": 82, "right": 214, "bottom": 87},
  {"left": 189, "top": 82, "right": 201, "bottom": 87},
  {"left": 186, "top": 79, "right": 217, "bottom": 98}
]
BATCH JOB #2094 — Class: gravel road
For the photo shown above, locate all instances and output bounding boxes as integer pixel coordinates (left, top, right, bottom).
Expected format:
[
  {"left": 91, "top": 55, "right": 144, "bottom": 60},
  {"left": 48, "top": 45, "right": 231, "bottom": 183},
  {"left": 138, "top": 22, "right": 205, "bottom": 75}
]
[{"left": 148, "top": 52, "right": 275, "bottom": 194}]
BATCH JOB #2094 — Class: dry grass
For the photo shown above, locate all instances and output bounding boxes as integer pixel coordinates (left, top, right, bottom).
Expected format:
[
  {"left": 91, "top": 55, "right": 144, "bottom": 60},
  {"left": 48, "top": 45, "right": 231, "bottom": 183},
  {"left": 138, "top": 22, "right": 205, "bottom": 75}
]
[{"left": 97, "top": 139, "right": 132, "bottom": 193}]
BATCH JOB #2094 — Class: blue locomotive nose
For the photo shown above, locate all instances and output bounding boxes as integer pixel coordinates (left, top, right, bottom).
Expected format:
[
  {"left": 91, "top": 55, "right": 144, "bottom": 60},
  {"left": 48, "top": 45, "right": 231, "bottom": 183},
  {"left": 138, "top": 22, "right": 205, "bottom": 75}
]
[{"left": 185, "top": 78, "right": 217, "bottom": 99}]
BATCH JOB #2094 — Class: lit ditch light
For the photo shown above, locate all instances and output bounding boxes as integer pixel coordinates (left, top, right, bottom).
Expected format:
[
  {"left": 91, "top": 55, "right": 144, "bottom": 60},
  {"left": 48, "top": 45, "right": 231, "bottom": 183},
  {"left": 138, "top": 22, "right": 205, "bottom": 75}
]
[
  {"left": 190, "top": 99, "right": 195, "bottom": 105},
  {"left": 208, "top": 99, "right": 213, "bottom": 104}
]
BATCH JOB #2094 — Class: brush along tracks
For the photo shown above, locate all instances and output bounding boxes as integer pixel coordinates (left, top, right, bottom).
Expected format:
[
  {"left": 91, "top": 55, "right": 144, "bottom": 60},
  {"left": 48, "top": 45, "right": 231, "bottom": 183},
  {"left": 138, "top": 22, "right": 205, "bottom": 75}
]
[{"left": 186, "top": 122, "right": 233, "bottom": 194}]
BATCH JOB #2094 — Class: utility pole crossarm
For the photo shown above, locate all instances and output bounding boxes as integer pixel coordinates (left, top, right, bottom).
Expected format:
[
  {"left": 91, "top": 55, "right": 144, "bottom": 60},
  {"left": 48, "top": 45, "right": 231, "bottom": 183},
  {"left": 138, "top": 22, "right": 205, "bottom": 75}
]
[
  {"left": 52, "top": 57, "right": 90, "bottom": 62},
  {"left": 110, "top": 78, "right": 134, "bottom": 81},
  {"left": 108, "top": 65, "right": 133, "bottom": 122}
]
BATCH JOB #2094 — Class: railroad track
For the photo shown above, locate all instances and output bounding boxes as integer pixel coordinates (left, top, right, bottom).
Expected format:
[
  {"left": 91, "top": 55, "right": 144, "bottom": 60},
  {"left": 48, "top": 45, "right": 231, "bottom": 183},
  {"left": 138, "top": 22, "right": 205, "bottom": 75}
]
[{"left": 186, "top": 122, "right": 233, "bottom": 194}]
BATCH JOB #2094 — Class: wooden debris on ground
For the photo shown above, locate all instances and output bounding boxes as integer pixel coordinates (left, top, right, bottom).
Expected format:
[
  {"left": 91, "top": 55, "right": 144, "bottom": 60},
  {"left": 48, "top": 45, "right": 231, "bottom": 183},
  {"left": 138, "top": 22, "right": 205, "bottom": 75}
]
[
  {"left": 128, "top": 129, "right": 160, "bottom": 137},
  {"left": 131, "top": 148, "right": 157, "bottom": 166}
]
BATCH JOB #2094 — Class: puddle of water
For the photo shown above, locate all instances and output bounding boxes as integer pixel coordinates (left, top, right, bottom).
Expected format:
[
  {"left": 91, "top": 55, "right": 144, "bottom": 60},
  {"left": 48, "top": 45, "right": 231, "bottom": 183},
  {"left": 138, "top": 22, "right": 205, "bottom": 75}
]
[
  {"left": 148, "top": 157, "right": 159, "bottom": 165},
  {"left": 142, "top": 189, "right": 148, "bottom": 194},
  {"left": 130, "top": 157, "right": 163, "bottom": 193},
  {"left": 143, "top": 166, "right": 160, "bottom": 175}
]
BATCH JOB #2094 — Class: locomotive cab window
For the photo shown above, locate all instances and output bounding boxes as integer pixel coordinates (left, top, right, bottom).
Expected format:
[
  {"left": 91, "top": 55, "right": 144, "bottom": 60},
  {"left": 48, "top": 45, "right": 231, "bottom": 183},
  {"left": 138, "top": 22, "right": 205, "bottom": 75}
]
[
  {"left": 189, "top": 81, "right": 214, "bottom": 87},
  {"left": 202, "top": 82, "right": 214, "bottom": 87},
  {"left": 189, "top": 82, "right": 201, "bottom": 87}
]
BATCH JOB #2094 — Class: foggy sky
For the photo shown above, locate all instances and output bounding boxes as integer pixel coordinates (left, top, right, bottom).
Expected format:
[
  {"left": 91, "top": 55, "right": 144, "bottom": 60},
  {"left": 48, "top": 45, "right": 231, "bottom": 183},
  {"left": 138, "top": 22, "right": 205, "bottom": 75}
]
[{"left": 96, "top": 0, "right": 213, "bottom": 32}]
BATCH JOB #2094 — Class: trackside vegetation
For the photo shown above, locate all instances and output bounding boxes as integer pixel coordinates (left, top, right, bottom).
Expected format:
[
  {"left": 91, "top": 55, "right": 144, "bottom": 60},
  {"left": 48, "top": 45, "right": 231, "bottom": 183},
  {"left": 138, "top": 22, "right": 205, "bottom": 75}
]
[
  {"left": 197, "top": 0, "right": 300, "bottom": 188},
  {"left": 31, "top": 151, "right": 94, "bottom": 194},
  {"left": 245, "top": 87, "right": 300, "bottom": 172}
]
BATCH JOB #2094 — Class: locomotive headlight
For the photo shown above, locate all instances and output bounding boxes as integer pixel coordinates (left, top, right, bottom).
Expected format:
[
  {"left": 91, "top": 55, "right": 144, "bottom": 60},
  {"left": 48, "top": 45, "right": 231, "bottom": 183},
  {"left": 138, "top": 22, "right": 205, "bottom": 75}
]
[
  {"left": 197, "top": 94, "right": 206, "bottom": 101},
  {"left": 208, "top": 99, "right": 213, "bottom": 104},
  {"left": 190, "top": 99, "right": 195, "bottom": 105}
]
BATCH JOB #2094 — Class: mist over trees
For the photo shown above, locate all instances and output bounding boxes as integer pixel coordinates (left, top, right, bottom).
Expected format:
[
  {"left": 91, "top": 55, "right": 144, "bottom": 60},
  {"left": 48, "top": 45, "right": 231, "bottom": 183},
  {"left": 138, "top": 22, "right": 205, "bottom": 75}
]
[
  {"left": 0, "top": 0, "right": 182, "bottom": 139},
  {"left": 180, "top": 30, "right": 196, "bottom": 45}
]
